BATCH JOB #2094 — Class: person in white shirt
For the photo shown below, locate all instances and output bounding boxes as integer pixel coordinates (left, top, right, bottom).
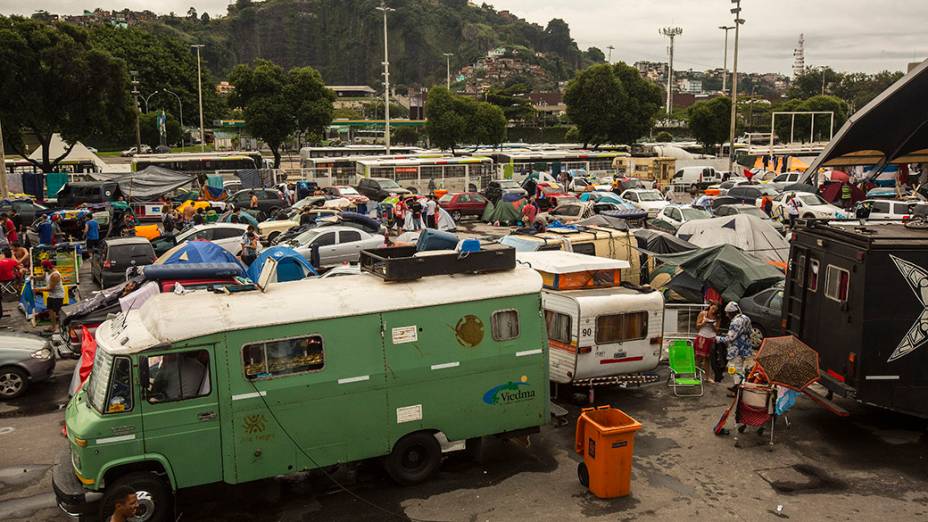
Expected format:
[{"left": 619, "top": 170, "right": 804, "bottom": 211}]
[{"left": 425, "top": 196, "right": 438, "bottom": 228}]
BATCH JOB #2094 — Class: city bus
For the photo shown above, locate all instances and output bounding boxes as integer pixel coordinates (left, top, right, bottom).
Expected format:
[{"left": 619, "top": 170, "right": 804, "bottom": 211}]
[
  {"left": 355, "top": 156, "right": 495, "bottom": 193},
  {"left": 299, "top": 145, "right": 425, "bottom": 160},
  {"left": 131, "top": 152, "right": 266, "bottom": 173},
  {"left": 487, "top": 150, "right": 628, "bottom": 181},
  {"left": 5, "top": 158, "right": 101, "bottom": 175},
  {"left": 300, "top": 152, "right": 445, "bottom": 186}
]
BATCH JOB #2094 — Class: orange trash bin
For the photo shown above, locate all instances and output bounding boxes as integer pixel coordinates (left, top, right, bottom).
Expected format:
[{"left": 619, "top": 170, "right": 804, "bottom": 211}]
[{"left": 575, "top": 405, "right": 642, "bottom": 498}]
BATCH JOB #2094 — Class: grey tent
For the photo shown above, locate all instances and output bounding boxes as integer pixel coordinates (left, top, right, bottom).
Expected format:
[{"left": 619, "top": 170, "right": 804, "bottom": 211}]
[
  {"left": 676, "top": 214, "right": 789, "bottom": 264},
  {"left": 633, "top": 228, "right": 697, "bottom": 255},
  {"left": 576, "top": 214, "right": 629, "bottom": 230},
  {"left": 90, "top": 167, "right": 196, "bottom": 200},
  {"left": 653, "top": 244, "right": 784, "bottom": 303}
]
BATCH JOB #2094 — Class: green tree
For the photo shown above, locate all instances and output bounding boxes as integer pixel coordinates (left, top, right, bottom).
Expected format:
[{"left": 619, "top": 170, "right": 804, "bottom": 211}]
[
  {"left": 0, "top": 17, "right": 133, "bottom": 171},
  {"left": 585, "top": 47, "right": 606, "bottom": 63},
  {"left": 229, "top": 59, "right": 333, "bottom": 167},
  {"left": 392, "top": 126, "right": 420, "bottom": 146},
  {"left": 425, "top": 87, "right": 468, "bottom": 152},
  {"left": 654, "top": 131, "right": 673, "bottom": 143},
  {"left": 361, "top": 100, "right": 409, "bottom": 119},
  {"left": 139, "top": 112, "right": 183, "bottom": 147},
  {"left": 564, "top": 63, "right": 662, "bottom": 147},
  {"left": 468, "top": 100, "right": 507, "bottom": 147},
  {"left": 773, "top": 95, "right": 848, "bottom": 143},
  {"left": 687, "top": 97, "right": 731, "bottom": 152},
  {"left": 486, "top": 87, "right": 534, "bottom": 122}
]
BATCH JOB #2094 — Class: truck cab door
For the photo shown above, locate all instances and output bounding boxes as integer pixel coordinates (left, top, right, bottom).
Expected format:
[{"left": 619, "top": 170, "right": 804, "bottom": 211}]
[{"left": 138, "top": 347, "right": 222, "bottom": 489}]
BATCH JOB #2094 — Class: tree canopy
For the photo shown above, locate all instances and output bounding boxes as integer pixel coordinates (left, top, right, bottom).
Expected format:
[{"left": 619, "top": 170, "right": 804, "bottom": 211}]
[
  {"left": 773, "top": 95, "right": 848, "bottom": 143},
  {"left": 564, "top": 62, "right": 663, "bottom": 147},
  {"left": 425, "top": 86, "right": 506, "bottom": 152},
  {"left": 0, "top": 17, "right": 133, "bottom": 171},
  {"left": 687, "top": 97, "right": 732, "bottom": 152},
  {"left": 789, "top": 67, "right": 904, "bottom": 112},
  {"left": 228, "top": 59, "right": 334, "bottom": 167}
]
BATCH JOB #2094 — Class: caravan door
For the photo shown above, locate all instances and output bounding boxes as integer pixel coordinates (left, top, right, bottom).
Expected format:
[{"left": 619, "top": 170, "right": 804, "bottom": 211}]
[
  {"left": 575, "top": 291, "right": 664, "bottom": 380},
  {"left": 542, "top": 292, "right": 580, "bottom": 384}
]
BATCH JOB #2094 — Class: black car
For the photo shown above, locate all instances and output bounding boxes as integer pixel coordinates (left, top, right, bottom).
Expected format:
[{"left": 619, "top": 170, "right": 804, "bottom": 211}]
[
  {"left": 356, "top": 177, "right": 411, "bottom": 201},
  {"left": 91, "top": 237, "right": 156, "bottom": 288},
  {"left": 483, "top": 179, "right": 527, "bottom": 203},
  {"left": 738, "top": 284, "right": 784, "bottom": 338},
  {"left": 55, "top": 182, "right": 121, "bottom": 207},
  {"left": 229, "top": 189, "right": 288, "bottom": 216},
  {"left": 726, "top": 185, "right": 779, "bottom": 205}
]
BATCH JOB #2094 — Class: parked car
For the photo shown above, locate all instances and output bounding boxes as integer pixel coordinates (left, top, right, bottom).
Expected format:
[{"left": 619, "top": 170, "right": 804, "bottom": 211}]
[
  {"left": 620, "top": 188, "right": 669, "bottom": 217},
  {"left": 120, "top": 145, "right": 152, "bottom": 157},
  {"left": 323, "top": 186, "right": 370, "bottom": 207},
  {"left": 726, "top": 184, "right": 779, "bottom": 206},
  {"left": 738, "top": 283, "right": 785, "bottom": 338},
  {"left": 670, "top": 166, "right": 721, "bottom": 191},
  {"left": 539, "top": 201, "right": 623, "bottom": 225},
  {"left": 0, "top": 199, "right": 49, "bottom": 224},
  {"left": 55, "top": 181, "right": 121, "bottom": 207},
  {"left": 713, "top": 203, "right": 785, "bottom": 233},
  {"left": 229, "top": 188, "right": 288, "bottom": 217},
  {"left": 153, "top": 224, "right": 250, "bottom": 257},
  {"left": 91, "top": 237, "right": 157, "bottom": 288},
  {"left": 0, "top": 332, "right": 55, "bottom": 399},
  {"left": 768, "top": 171, "right": 805, "bottom": 191},
  {"left": 857, "top": 199, "right": 914, "bottom": 222},
  {"left": 483, "top": 179, "right": 527, "bottom": 202},
  {"left": 356, "top": 177, "right": 412, "bottom": 201},
  {"left": 650, "top": 205, "right": 711, "bottom": 233},
  {"left": 438, "top": 192, "right": 489, "bottom": 220},
  {"left": 288, "top": 225, "right": 383, "bottom": 268},
  {"left": 704, "top": 178, "right": 753, "bottom": 197},
  {"left": 770, "top": 191, "right": 844, "bottom": 220}
]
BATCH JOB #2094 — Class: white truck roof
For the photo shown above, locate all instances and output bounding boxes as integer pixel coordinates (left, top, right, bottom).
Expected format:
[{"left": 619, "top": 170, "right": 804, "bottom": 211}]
[{"left": 516, "top": 251, "right": 630, "bottom": 273}]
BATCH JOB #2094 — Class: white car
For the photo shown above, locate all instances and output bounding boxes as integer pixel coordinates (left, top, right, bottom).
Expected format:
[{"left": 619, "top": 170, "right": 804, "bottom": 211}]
[
  {"left": 771, "top": 192, "right": 844, "bottom": 221},
  {"left": 653, "top": 205, "right": 712, "bottom": 230},
  {"left": 859, "top": 199, "right": 914, "bottom": 222},
  {"left": 173, "top": 223, "right": 250, "bottom": 256},
  {"left": 288, "top": 225, "right": 384, "bottom": 268},
  {"left": 620, "top": 189, "right": 669, "bottom": 217},
  {"left": 120, "top": 145, "right": 152, "bottom": 157}
]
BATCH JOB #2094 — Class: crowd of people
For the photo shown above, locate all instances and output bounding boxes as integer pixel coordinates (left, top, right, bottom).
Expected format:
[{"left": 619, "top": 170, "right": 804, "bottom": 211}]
[{"left": 694, "top": 300, "right": 758, "bottom": 396}]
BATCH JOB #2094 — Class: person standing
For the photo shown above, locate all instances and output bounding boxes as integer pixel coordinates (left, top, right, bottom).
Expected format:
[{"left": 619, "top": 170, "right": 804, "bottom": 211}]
[
  {"left": 182, "top": 203, "right": 196, "bottom": 225},
  {"left": 760, "top": 194, "right": 773, "bottom": 217},
  {"left": 83, "top": 214, "right": 100, "bottom": 258},
  {"left": 249, "top": 191, "right": 259, "bottom": 210},
  {"left": 694, "top": 303, "right": 720, "bottom": 383},
  {"left": 37, "top": 215, "right": 53, "bottom": 246},
  {"left": 1, "top": 213, "right": 17, "bottom": 245},
  {"left": 239, "top": 225, "right": 259, "bottom": 266},
  {"left": 840, "top": 183, "right": 853, "bottom": 210},
  {"left": 785, "top": 194, "right": 800, "bottom": 229},
  {"left": 0, "top": 249, "right": 23, "bottom": 318},
  {"left": 425, "top": 195, "right": 438, "bottom": 229},
  {"left": 410, "top": 198, "right": 423, "bottom": 231},
  {"left": 11, "top": 242, "right": 29, "bottom": 273},
  {"left": 193, "top": 208, "right": 206, "bottom": 226},
  {"left": 717, "top": 302, "right": 756, "bottom": 391},
  {"left": 162, "top": 206, "right": 176, "bottom": 235},
  {"left": 896, "top": 164, "right": 909, "bottom": 198},
  {"left": 521, "top": 197, "right": 537, "bottom": 227},
  {"left": 43, "top": 259, "right": 65, "bottom": 333}
]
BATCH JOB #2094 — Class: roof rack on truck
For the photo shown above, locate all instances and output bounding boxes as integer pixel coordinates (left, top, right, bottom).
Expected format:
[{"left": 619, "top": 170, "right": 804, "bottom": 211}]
[{"left": 360, "top": 242, "right": 517, "bottom": 282}]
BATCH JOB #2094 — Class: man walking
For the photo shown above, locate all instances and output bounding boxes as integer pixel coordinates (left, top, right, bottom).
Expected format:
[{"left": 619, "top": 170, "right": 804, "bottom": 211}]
[{"left": 425, "top": 195, "right": 438, "bottom": 229}]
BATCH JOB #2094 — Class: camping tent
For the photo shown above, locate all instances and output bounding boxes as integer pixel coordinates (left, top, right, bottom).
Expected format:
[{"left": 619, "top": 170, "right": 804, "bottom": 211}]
[
  {"left": 634, "top": 229, "right": 697, "bottom": 254},
  {"left": 90, "top": 167, "right": 196, "bottom": 200},
  {"left": 28, "top": 134, "right": 107, "bottom": 171},
  {"left": 653, "top": 244, "right": 784, "bottom": 303},
  {"left": 246, "top": 246, "right": 316, "bottom": 283},
  {"left": 481, "top": 199, "right": 526, "bottom": 225},
  {"left": 676, "top": 214, "right": 789, "bottom": 264},
  {"left": 575, "top": 215, "right": 629, "bottom": 230},
  {"left": 157, "top": 240, "right": 244, "bottom": 267},
  {"left": 820, "top": 181, "right": 865, "bottom": 205}
]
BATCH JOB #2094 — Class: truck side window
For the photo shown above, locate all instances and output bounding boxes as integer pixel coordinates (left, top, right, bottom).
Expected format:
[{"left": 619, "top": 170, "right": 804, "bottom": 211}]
[
  {"left": 243, "top": 335, "right": 324, "bottom": 380},
  {"left": 596, "top": 312, "right": 648, "bottom": 343},
  {"left": 143, "top": 350, "right": 211, "bottom": 403},
  {"left": 105, "top": 356, "right": 133, "bottom": 414},
  {"left": 492, "top": 310, "right": 520, "bottom": 341},
  {"left": 808, "top": 259, "right": 819, "bottom": 292},
  {"left": 545, "top": 311, "right": 572, "bottom": 344},
  {"left": 824, "top": 265, "right": 850, "bottom": 302}
]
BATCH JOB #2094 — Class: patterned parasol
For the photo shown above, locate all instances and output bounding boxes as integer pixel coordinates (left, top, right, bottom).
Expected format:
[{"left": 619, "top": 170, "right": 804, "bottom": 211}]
[{"left": 755, "top": 335, "right": 821, "bottom": 390}]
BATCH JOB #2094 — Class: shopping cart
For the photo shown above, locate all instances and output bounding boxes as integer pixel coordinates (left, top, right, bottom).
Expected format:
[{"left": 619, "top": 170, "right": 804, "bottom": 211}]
[{"left": 733, "top": 381, "right": 778, "bottom": 450}]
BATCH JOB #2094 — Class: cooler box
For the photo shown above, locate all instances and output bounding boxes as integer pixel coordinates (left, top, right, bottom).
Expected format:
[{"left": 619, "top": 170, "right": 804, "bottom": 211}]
[
  {"left": 416, "top": 229, "right": 459, "bottom": 252},
  {"left": 575, "top": 406, "right": 642, "bottom": 499}
]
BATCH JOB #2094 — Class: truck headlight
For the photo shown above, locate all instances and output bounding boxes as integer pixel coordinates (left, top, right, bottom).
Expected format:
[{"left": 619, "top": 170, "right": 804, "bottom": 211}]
[
  {"left": 71, "top": 451, "right": 81, "bottom": 470},
  {"left": 31, "top": 348, "right": 52, "bottom": 360}
]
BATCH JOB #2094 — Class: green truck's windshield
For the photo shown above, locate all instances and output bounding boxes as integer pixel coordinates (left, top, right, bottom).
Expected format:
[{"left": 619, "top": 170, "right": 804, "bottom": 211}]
[{"left": 86, "top": 349, "right": 113, "bottom": 413}]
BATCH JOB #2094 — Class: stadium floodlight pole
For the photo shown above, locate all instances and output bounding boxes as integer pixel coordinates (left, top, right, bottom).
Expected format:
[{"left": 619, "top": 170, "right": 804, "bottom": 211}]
[
  {"left": 727, "top": 0, "right": 744, "bottom": 174},
  {"left": 377, "top": 1, "right": 395, "bottom": 154},
  {"left": 659, "top": 26, "right": 683, "bottom": 115},
  {"left": 192, "top": 44, "right": 206, "bottom": 152},
  {"left": 443, "top": 53, "right": 453, "bottom": 89},
  {"left": 607, "top": 45, "right": 615, "bottom": 63},
  {"left": 719, "top": 25, "right": 735, "bottom": 94},
  {"left": 164, "top": 89, "right": 184, "bottom": 148}
]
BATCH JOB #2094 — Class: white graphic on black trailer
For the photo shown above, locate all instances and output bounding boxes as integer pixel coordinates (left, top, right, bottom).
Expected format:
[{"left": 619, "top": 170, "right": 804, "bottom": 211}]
[{"left": 889, "top": 255, "right": 928, "bottom": 362}]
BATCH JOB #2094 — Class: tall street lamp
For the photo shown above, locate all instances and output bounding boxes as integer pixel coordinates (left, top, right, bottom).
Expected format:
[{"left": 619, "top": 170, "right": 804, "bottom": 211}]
[
  {"left": 719, "top": 25, "right": 735, "bottom": 94},
  {"left": 727, "top": 0, "right": 745, "bottom": 174},
  {"left": 164, "top": 89, "right": 184, "bottom": 147},
  {"left": 443, "top": 52, "right": 453, "bottom": 90},
  {"left": 376, "top": 1, "right": 395, "bottom": 154},
  {"left": 140, "top": 90, "right": 159, "bottom": 113},
  {"left": 191, "top": 44, "right": 206, "bottom": 152}
]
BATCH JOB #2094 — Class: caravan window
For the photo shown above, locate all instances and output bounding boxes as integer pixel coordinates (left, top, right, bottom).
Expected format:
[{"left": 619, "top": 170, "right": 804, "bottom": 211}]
[
  {"left": 596, "top": 312, "right": 648, "bottom": 343},
  {"left": 825, "top": 265, "right": 849, "bottom": 302},
  {"left": 243, "top": 335, "right": 325, "bottom": 380},
  {"left": 492, "top": 310, "right": 520, "bottom": 341},
  {"left": 572, "top": 243, "right": 596, "bottom": 256},
  {"left": 808, "top": 259, "right": 819, "bottom": 291},
  {"left": 545, "top": 311, "right": 572, "bottom": 344}
]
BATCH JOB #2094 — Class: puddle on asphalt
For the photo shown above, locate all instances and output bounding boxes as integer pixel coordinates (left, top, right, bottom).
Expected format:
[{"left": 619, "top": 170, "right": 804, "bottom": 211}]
[{"left": 757, "top": 464, "right": 847, "bottom": 494}]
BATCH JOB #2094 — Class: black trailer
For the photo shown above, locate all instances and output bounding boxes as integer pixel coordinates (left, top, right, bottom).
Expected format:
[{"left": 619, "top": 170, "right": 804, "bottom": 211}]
[{"left": 783, "top": 222, "right": 928, "bottom": 417}]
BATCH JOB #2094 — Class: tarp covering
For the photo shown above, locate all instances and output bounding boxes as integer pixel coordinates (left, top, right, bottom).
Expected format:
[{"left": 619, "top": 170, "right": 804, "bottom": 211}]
[
  {"left": 820, "top": 181, "right": 866, "bottom": 205},
  {"left": 246, "top": 246, "right": 317, "bottom": 283},
  {"left": 654, "top": 244, "right": 784, "bottom": 303},
  {"left": 157, "top": 240, "right": 244, "bottom": 267},
  {"left": 676, "top": 215, "right": 789, "bottom": 264},
  {"left": 90, "top": 166, "right": 196, "bottom": 200},
  {"left": 482, "top": 198, "right": 526, "bottom": 225},
  {"left": 634, "top": 228, "right": 697, "bottom": 254},
  {"left": 804, "top": 59, "right": 928, "bottom": 176},
  {"left": 575, "top": 215, "right": 629, "bottom": 230}
]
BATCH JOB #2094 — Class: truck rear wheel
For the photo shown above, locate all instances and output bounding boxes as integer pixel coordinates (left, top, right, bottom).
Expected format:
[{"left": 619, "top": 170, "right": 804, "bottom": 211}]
[
  {"left": 385, "top": 432, "right": 442, "bottom": 486},
  {"left": 100, "top": 471, "right": 171, "bottom": 522}
]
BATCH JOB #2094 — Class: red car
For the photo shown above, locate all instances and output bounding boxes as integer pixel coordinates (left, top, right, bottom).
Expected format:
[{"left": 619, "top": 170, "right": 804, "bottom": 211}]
[{"left": 438, "top": 192, "right": 489, "bottom": 220}]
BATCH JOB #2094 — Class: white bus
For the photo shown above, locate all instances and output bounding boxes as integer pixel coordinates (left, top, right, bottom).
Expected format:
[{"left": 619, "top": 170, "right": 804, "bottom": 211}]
[
  {"left": 131, "top": 152, "right": 266, "bottom": 173},
  {"left": 355, "top": 156, "right": 495, "bottom": 193},
  {"left": 299, "top": 145, "right": 425, "bottom": 160},
  {"left": 488, "top": 150, "right": 628, "bottom": 180}
]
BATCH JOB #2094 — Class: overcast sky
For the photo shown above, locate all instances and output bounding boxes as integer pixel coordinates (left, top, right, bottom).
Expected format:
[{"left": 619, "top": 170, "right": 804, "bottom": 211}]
[{"left": 1, "top": 0, "right": 923, "bottom": 74}]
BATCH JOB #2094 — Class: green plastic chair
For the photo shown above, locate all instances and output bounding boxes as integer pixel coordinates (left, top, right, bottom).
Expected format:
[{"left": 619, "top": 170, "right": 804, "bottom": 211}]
[{"left": 667, "top": 339, "right": 704, "bottom": 397}]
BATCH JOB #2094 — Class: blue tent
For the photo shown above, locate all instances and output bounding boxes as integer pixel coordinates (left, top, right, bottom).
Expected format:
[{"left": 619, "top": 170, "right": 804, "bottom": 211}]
[
  {"left": 161, "top": 240, "right": 244, "bottom": 269},
  {"left": 246, "top": 246, "right": 317, "bottom": 283}
]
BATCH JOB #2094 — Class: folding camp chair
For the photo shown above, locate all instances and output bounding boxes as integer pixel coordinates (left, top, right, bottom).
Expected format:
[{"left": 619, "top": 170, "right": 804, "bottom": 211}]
[
  {"left": 667, "top": 339, "right": 704, "bottom": 397},
  {"left": 0, "top": 278, "right": 20, "bottom": 302}
]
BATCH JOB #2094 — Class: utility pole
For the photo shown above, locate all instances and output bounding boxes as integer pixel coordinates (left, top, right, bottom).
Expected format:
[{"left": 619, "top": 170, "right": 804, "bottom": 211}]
[
  {"left": 192, "top": 44, "right": 206, "bottom": 152},
  {"left": 130, "top": 70, "right": 142, "bottom": 152},
  {"left": 607, "top": 45, "right": 615, "bottom": 63},
  {"left": 443, "top": 53, "right": 453, "bottom": 90},
  {"left": 719, "top": 25, "right": 735, "bottom": 94},
  {"left": 377, "top": 1, "right": 395, "bottom": 154},
  {"left": 164, "top": 89, "right": 184, "bottom": 148},
  {"left": 727, "top": 0, "right": 745, "bottom": 173},
  {"left": 0, "top": 118, "right": 8, "bottom": 198},
  {"left": 659, "top": 27, "right": 683, "bottom": 116}
]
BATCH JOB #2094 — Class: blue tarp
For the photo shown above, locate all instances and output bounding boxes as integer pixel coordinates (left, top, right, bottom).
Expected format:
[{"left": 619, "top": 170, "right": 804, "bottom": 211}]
[
  {"left": 246, "top": 246, "right": 317, "bottom": 283},
  {"left": 163, "top": 240, "right": 244, "bottom": 268}
]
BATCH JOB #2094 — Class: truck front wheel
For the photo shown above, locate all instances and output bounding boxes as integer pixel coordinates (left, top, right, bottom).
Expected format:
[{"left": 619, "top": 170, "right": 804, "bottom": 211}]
[
  {"left": 100, "top": 471, "right": 171, "bottom": 522},
  {"left": 385, "top": 432, "right": 442, "bottom": 486}
]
